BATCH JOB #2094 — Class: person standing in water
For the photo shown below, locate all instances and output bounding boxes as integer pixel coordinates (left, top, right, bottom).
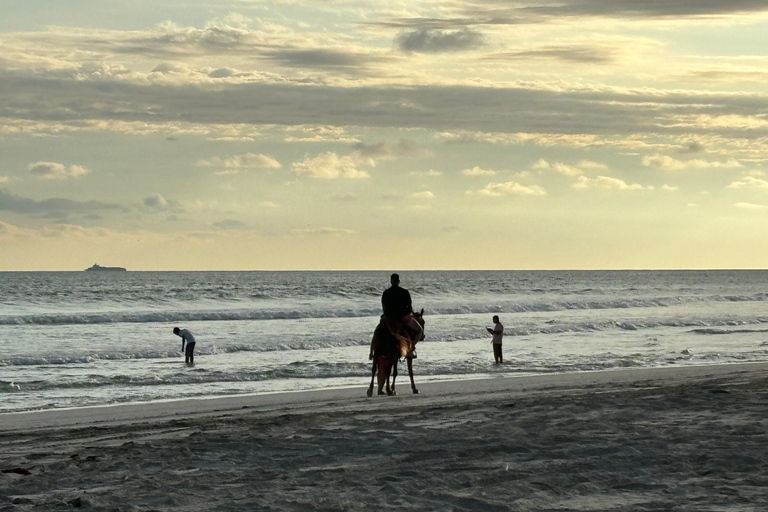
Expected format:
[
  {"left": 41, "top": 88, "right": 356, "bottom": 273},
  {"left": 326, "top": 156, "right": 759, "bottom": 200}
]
[
  {"left": 173, "top": 327, "right": 196, "bottom": 365},
  {"left": 486, "top": 315, "right": 504, "bottom": 364}
]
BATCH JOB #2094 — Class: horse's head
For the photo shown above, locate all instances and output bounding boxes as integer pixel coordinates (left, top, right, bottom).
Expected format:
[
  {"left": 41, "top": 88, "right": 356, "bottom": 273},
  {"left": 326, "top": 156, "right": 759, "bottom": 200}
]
[
  {"left": 412, "top": 307, "right": 425, "bottom": 325},
  {"left": 412, "top": 308, "right": 425, "bottom": 341}
]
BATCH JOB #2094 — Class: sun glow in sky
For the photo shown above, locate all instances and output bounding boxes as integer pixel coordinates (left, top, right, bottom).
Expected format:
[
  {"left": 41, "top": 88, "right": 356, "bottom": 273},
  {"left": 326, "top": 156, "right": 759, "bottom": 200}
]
[{"left": 2, "top": 0, "right": 768, "bottom": 270}]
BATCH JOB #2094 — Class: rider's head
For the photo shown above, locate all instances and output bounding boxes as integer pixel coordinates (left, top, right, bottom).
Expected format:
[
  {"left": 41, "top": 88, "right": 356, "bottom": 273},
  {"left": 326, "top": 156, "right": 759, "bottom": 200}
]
[
  {"left": 492, "top": 315, "right": 499, "bottom": 323},
  {"left": 390, "top": 273, "right": 400, "bottom": 286}
]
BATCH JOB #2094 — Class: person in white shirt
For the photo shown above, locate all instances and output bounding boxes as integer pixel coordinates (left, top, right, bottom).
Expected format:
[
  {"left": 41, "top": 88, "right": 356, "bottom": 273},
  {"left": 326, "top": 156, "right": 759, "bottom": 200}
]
[
  {"left": 486, "top": 315, "right": 504, "bottom": 364},
  {"left": 173, "top": 327, "right": 196, "bottom": 365}
]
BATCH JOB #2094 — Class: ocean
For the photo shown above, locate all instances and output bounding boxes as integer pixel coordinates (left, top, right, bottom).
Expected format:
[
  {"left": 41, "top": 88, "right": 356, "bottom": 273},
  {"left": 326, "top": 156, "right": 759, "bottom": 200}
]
[{"left": 2, "top": 270, "right": 768, "bottom": 413}]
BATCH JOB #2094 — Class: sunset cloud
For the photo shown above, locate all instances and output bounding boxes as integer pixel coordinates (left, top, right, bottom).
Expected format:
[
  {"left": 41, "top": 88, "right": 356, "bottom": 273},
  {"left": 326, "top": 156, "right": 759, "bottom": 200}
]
[
  {"left": 28, "top": 162, "right": 90, "bottom": 180},
  {"left": 292, "top": 152, "right": 369, "bottom": 179},
  {"left": 642, "top": 155, "right": 743, "bottom": 171},
  {"left": 462, "top": 166, "right": 496, "bottom": 176},
  {"left": 197, "top": 153, "right": 281, "bottom": 171},
  {"left": 396, "top": 29, "right": 486, "bottom": 53},
  {"left": 573, "top": 176, "right": 653, "bottom": 191},
  {"left": 727, "top": 176, "right": 768, "bottom": 189},
  {"left": 0, "top": 188, "right": 124, "bottom": 215},
  {"left": 468, "top": 182, "right": 547, "bottom": 197},
  {"left": 3, "top": 3, "right": 768, "bottom": 270}
]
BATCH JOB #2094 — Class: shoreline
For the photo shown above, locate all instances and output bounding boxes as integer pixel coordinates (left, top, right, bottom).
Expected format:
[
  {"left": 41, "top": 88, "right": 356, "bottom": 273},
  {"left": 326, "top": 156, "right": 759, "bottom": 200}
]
[{"left": 3, "top": 361, "right": 766, "bottom": 433}]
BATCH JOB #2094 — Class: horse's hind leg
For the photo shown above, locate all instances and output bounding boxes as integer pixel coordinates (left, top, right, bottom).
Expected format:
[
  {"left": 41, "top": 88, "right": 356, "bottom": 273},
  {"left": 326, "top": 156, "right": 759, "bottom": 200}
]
[
  {"left": 367, "top": 359, "right": 376, "bottom": 398},
  {"left": 377, "top": 359, "right": 388, "bottom": 395},
  {"left": 407, "top": 357, "right": 419, "bottom": 394},
  {"left": 388, "top": 361, "right": 398, "bottom": 396}
]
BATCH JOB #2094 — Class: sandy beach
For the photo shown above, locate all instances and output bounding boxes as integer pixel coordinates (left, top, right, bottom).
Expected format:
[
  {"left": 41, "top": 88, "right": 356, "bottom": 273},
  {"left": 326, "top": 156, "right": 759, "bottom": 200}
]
[{"left": 2, "top": 363, "right": 768, "bottom": 511}]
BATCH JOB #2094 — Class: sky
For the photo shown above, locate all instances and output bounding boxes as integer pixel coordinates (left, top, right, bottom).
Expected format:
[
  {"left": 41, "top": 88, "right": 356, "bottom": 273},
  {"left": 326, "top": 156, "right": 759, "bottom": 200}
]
[{"left": 2, "top": 0, "right": 768, "bottom": 270}]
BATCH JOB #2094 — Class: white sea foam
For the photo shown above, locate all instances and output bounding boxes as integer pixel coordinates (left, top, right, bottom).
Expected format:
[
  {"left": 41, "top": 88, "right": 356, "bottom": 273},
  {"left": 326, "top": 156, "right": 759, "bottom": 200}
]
[{"left": 3, "top": 270, "right": 768, "bottom": 412}]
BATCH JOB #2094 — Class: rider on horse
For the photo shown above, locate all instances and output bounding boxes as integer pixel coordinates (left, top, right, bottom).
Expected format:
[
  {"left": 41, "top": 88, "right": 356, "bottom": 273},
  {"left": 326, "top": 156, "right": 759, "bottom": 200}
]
[{"left": 381, "top": 273, "right": 424, "bottom": 353}]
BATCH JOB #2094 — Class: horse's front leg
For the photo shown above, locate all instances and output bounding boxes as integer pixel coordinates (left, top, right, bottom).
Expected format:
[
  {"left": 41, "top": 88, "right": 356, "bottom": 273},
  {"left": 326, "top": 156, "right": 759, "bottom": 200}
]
[
  {"left": 367, "top": 358, "right": 377, "bottom": 397},
  {"left": 407, "top": 357, "right": 418, "bottom": 394}
]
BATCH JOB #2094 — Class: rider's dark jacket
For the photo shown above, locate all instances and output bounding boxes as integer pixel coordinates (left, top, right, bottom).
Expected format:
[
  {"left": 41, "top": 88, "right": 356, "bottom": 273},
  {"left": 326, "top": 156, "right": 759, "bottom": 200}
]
[{"left": 381, "top": 285, "right": 412, "bottom": 320}]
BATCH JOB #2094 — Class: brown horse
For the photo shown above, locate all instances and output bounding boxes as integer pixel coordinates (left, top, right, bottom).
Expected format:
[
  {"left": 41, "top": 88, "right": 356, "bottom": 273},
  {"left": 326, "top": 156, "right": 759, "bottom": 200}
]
[{"left": 367, "top": 309, "right": 425, "bottom": 397}]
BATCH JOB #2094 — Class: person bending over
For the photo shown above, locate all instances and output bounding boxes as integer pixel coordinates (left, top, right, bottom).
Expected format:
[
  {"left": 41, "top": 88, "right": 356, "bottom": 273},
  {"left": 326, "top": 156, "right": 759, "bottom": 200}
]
[{"left": 173, "top": 327, "right": 196, "bottom": 365}]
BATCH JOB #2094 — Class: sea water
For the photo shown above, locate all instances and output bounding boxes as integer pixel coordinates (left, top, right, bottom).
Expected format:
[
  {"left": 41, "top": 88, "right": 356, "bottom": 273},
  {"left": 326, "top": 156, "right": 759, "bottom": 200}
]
[{"left": 2, "top": 270, "right": 768, "bottom": 413}]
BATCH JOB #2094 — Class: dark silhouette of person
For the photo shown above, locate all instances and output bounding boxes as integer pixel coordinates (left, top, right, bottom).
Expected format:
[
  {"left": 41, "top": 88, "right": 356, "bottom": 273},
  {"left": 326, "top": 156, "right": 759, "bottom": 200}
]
[
  {"left": 486, "top": 315, "right": 504, "bottom": 364},
  {"left": 173, "top": 327, "right": 196, "bottom": 365},
  {"left": 382, "top": 273, "right": 423, "bottom": 341}
]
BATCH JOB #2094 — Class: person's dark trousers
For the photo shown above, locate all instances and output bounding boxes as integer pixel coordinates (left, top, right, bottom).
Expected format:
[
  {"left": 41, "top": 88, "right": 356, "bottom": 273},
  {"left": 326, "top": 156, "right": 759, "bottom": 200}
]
[{"left": 493, "top": 343, "right": 502, "bottom": 363}]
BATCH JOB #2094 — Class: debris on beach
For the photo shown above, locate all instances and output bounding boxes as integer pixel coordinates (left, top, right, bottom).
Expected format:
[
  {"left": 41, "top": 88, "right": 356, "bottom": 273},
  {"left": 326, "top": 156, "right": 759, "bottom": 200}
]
[{"left": 2, "top": 468, "right": 31, "bottom": 476}]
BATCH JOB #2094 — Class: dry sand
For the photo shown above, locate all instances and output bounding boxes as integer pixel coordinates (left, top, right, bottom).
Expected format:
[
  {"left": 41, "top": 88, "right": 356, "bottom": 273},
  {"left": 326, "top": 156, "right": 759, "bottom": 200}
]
[{"left": 2, "top": 363, "right": 768, "bottom": 511}]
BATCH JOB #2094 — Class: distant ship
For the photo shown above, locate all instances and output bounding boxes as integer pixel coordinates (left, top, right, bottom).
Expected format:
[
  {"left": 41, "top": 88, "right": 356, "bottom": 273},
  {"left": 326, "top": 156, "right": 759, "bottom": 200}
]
[{"left": 84, "top": 263, "right": 127, "bottom": 272}]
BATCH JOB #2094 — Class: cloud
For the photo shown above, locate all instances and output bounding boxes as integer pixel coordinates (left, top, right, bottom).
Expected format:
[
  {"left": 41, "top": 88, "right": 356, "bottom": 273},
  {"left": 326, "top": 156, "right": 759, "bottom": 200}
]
[
  {"left": 0, "top": 176, "right": 10, "bottom": 184},
  {"left": 577, "top": 160, "right": 610, "bottom": 171},
  {"left": 678, "top": 141, "right": 706, "bottom": 154},
  {"left": 410, "top": 169, "right": 442, "bottom": 177},
  {"left": 642, "top": 155, "right": 743, "bottom": 171},
  {"left": 396, "top": 29, "right": 485, "bottom": 53},
  {"left": 487, "top": 45, "right": 617, "bottom": 64},
  {"left": 284, "top": 125, "right": 358, "bottom": 143},
  {"left": 197, "top": 153, "right": 282, "bottom": 172},
  {"left": 290, "top": 140, "right": 428, "bottom": 179},
  {"left": 0, "top": 188, "right": 125, "bottom": 215},
  {"left": 0, "top": 220, "right": 113, "bottom": 239},
  {"left": 573, "top": 176, "right": 653, "bottom": 190},
  {"left": 5, "top": 68, "right": 768, "bottom": 147},
  {"left": 381, "top": 0, "right": 768, "bottom": 27},
  {"left": 408, "top": 191, "right": 435, "bottom": 199},
  {"left": 28, "top": 161, "right": 90, "bottom": 180},
  {"left": 727, "top": 176, "right": 768, "bottom": 189},
  {"left": 462, "top": 166, "right": 496, "bottom": 176},
  {"left": 468, "top": 182, "right": 547, "bottom": 197},
  {"left": 4, "top": 20, "right": 390, "bottom": 83},
  {"left": 143, "top": 193, "right": 169, "bottom": 211},
  {"left": 536, "top": 159, "right": 608, "bottom": 176},
  {"left": 292, "top": 152, "right": 369, "bottom": 179},
  {"left": 212, "top": 219, "right": 248, "bottom": 230},
  {"left": 263, "top": 48, "right": 379, "bottom": 71},
  {"left": 553, "top": 163, "right": 584, "bottom": 177},
  {"left": 353, "top": 139, "right": 431, "bottom": 160},
  {"left": 291, "top": 227, "right": 357, "bottom": 236},
  {"left": 735, "top": 202, "right": 765, "bottom": 210},
  {"left": 664, "top": 114, "right": 768, "bottom": 131}
]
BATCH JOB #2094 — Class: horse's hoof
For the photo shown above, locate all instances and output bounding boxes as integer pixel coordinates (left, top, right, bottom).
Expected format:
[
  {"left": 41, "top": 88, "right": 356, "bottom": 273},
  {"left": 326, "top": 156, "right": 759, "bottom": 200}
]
[
  {"left": 366, "top": 388, "right": 373, "bottom": 398},
  {"left": 387, "top": 389, "right": 396, "bottom": 396},
  {"left": 412, "top": 388, "right": 419, "bottom": 394},
  {"left": 378, "top": 390, "right": 386, "bottom": 395}
]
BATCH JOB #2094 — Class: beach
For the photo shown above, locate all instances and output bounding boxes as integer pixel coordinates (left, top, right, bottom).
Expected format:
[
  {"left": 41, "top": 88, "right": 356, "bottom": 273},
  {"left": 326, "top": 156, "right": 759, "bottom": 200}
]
[{"left": 2, "top": 362, "right": 768, "bottom": 511}]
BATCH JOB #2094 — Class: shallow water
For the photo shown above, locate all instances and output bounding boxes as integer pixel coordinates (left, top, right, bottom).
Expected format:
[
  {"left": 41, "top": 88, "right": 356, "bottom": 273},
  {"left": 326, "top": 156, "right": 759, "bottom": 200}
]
[{"left": 2, "top": 270, "right": 768, "bottom": 412}]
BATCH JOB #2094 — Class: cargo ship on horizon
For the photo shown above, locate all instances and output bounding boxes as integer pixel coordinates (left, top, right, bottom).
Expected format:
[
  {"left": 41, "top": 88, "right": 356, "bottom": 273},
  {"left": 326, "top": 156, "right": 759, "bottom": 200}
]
[{"left": 84, "top": 263, "right": 127, "bottom": 272}]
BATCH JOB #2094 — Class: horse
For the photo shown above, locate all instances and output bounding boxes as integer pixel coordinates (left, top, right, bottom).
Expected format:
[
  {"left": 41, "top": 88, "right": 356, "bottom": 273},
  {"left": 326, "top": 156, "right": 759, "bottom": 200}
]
[{"left": 367, "top": 309, "right": 424, "bottom": 397}]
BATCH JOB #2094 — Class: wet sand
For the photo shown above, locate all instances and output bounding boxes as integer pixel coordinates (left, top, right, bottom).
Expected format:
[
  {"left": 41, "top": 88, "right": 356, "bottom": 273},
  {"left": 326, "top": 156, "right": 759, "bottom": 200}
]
[{"left": 2, "top": 363, "right": 768, "bottom": 511}]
